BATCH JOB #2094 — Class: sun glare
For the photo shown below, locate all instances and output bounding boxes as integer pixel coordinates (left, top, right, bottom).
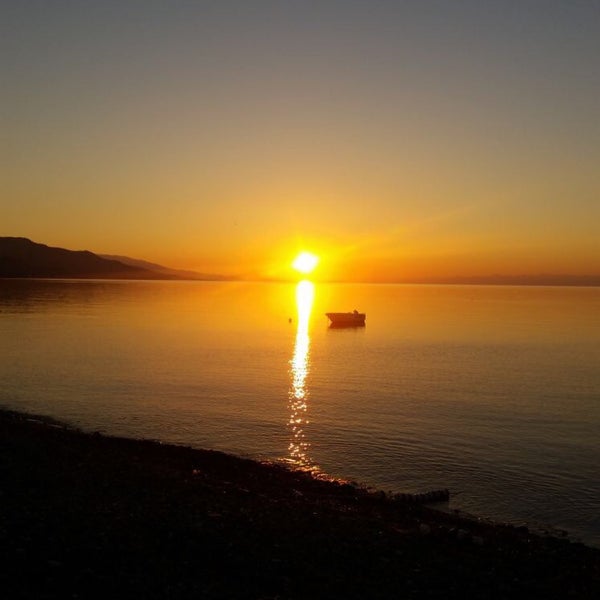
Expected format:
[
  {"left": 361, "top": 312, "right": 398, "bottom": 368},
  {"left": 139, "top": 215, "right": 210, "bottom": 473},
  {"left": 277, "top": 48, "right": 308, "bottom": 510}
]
[{"left": 292, "top": 251, "right": 319, "bottom": 274}]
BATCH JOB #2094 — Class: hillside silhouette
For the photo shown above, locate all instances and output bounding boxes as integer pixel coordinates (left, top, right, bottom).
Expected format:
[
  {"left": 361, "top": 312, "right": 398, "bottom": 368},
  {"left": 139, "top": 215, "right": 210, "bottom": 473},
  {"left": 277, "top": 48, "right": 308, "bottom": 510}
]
[
  {"left": 2, "top": 237, "right": 598, "bottom": 285},
  {"left": 0, "top": 238, "right": 166, "bottom": 279}
]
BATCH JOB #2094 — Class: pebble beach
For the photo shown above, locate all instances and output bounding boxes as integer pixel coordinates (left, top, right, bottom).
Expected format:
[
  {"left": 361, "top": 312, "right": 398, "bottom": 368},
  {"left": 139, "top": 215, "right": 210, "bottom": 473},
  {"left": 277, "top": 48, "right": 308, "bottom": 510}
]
[{"left": 1, "top": 409, "right": 599, "bottom": 599}]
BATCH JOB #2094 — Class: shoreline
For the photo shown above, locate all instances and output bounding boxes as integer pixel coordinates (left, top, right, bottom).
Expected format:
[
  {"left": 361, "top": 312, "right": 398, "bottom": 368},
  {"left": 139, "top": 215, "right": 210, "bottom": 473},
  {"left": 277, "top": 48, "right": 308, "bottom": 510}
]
[{"left": 1, "top": 408, "right": 599, "bottom": 598}]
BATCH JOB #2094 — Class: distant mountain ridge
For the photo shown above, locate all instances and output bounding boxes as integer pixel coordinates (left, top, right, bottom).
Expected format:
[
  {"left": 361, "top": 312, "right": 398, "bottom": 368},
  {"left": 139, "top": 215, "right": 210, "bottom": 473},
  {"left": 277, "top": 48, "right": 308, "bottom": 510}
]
[
  {"left": 0, "top": 237, "right": 165, "bottom": 279},
  {"left": 407, "top": 273, "right": 600, "bottom": 287},
  {"left": 99, "top": 254, "right": 228, "bottom": 281},
  {"left": 1, "top": 237, "right": 599, "bottom": 285},
  {"left": 0, "top": 237, "right": 230, "bottom": 280}
]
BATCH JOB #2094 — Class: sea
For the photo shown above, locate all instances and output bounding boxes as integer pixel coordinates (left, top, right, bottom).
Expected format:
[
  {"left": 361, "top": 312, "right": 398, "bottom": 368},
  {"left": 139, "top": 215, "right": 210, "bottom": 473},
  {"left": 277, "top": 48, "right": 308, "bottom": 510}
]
[{"left": 1, "top": 279, "right": 599, "bottom": 547}]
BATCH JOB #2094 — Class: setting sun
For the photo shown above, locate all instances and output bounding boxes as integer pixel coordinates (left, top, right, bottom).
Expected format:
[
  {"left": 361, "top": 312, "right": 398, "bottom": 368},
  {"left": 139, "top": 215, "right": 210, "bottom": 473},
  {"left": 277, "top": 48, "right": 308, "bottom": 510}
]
[{"left": 292, "top": 252, "right": 319, "bottom": 274}]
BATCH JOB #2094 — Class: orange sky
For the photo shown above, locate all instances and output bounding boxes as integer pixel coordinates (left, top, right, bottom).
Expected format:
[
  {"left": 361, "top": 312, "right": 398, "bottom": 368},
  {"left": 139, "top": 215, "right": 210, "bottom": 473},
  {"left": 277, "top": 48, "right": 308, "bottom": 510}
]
[{"left": 3, "top": 1, "right": 599, "bottom": 282}]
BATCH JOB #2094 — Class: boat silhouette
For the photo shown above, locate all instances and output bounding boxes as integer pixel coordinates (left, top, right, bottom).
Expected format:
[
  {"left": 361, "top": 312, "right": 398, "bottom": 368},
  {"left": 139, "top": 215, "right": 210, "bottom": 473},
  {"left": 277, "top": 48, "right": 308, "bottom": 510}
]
[{"left": 325, "top": 310, "right": 366, "bottom": 328}]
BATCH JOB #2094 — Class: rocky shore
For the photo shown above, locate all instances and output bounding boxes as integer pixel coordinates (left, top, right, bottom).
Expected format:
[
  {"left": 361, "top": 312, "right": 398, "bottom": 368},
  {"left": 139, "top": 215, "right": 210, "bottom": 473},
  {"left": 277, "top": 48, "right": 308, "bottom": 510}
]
[{"left": 1, "top": 409, "right": 599, "bottom": 599}]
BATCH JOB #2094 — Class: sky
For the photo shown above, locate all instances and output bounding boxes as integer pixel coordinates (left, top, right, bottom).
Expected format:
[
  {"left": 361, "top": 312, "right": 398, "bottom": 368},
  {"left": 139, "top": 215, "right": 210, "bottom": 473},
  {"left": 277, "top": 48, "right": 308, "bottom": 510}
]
[{"left": 3, "top": 0, "right": 600, "bottom": 282}]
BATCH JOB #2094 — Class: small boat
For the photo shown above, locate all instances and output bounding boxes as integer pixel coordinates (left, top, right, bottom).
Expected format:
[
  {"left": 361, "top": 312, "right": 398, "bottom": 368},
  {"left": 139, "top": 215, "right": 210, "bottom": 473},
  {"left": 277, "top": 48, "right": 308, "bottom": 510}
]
[{"left": 325, "top": 310, "right": 366, "bottom": 327}]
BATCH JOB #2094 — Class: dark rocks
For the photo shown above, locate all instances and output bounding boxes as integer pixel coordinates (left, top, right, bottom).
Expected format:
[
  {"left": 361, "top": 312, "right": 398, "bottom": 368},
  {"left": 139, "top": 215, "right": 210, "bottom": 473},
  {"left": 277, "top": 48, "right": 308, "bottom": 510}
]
[
  {"left": 1, "top": 409, "right": 599, "bottom": 599},
  {"left": 392, "top": 488, "right": 450, "bottom": 504}
]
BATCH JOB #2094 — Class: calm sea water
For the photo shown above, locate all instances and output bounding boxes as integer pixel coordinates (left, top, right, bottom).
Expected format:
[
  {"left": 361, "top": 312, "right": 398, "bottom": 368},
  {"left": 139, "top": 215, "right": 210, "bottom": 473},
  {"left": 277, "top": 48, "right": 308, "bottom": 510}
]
[{"left": 1, "top": 279, "right": 599, "bottom": 546}]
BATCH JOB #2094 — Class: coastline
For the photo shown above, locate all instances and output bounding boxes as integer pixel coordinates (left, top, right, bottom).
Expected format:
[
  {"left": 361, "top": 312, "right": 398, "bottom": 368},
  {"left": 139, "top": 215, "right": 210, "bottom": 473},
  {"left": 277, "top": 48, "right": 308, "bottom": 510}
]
[{"left": 1, "top": 408, "right": 599, "bottom": 599}]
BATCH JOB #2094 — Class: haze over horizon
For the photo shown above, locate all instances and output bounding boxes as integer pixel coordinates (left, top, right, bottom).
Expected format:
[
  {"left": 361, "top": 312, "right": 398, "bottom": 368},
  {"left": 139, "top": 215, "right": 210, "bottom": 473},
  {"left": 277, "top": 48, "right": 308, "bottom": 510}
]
[{"left": 3, "top": 1, "right": 599, "bottom": 283}]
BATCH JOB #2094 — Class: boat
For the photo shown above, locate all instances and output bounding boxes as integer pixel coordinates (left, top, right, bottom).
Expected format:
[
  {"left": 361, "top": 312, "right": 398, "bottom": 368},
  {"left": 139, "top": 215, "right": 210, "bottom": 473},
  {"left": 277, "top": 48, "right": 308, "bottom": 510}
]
[{"left": 325, "top": 310, "right": 366, "bottom": 327}]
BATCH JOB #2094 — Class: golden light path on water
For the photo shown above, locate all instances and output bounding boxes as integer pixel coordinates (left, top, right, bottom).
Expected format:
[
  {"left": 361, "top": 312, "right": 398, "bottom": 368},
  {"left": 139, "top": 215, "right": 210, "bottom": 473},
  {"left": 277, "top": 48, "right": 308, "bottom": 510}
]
[{"left": 288, "top": 280, "right": 318, "bottom": 472}]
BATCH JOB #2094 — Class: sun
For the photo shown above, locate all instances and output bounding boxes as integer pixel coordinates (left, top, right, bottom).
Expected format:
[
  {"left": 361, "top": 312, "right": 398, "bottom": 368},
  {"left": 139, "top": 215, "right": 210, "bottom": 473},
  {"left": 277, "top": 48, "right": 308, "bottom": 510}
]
[{"left": 292, "top": 251, "right": 319, "bottom": 274}]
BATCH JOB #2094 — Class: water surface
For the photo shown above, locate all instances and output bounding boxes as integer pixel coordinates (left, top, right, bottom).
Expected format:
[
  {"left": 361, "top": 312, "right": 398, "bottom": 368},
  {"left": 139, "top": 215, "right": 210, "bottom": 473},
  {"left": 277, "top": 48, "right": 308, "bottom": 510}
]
[{"left": 1, "top": 279, "right": 599, "bottom": 546}]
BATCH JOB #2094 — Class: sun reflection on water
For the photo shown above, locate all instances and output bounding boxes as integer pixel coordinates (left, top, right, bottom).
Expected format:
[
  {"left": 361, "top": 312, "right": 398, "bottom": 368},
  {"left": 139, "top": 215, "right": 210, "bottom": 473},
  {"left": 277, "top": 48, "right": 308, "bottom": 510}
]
[{"left": 288, "top": 280, "right": 318, "bottom": 472}]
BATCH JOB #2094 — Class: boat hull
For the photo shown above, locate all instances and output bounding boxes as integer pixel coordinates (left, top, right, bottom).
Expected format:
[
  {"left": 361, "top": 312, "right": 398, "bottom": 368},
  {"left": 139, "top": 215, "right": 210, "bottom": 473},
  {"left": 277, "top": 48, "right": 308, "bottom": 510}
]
[{"left": 325, "top": 312, "right": 366, "bottom": 327}]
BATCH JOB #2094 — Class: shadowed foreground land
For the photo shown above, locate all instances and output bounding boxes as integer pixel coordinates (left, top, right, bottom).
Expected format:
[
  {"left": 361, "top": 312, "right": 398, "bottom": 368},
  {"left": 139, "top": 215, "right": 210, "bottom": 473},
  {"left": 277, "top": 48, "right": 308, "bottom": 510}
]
[{"left": 1, "top": 410, "right": 599, "bottom": 599}]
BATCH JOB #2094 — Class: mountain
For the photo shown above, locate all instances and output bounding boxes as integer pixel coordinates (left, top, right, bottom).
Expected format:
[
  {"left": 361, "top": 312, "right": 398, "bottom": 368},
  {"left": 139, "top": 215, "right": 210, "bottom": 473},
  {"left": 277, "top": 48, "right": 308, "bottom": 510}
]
[
  {"left": 418, "top": 273, "right": 600, "bottom": 287},
  {"left": 99, "top": 254, "right": 228, "bottom": 281},
  {"left": 2, "top": 237, "right": 598, "bottom": 285},
  {"left": 0, "top": 237, "right": 168, "bottom": 279}
]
